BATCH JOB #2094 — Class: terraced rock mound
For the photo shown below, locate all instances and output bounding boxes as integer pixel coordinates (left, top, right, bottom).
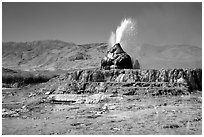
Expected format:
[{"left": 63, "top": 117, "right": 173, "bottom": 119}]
[{"left": 37, "top": 68, "right": 201, "bottom": 101}]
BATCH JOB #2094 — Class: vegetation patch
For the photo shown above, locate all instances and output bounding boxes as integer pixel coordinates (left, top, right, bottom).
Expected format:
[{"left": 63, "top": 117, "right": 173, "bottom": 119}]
[
  {"left": 2, "top": 67, "right": 63, "bottom": 88},
  {"left": 68, "top": 52, "right": 91, "bottom": 61}
]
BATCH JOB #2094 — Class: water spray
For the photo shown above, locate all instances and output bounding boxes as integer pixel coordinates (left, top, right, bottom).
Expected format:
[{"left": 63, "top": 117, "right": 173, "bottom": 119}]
[{"left": 108, "top": 18, "right": 137, "bottom": 49}]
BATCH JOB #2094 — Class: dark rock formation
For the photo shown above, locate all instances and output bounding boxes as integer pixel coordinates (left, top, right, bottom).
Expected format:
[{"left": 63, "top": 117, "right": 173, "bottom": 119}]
[
  {"left": 132, "top": 59, "right": 140, "bottom": 69},
  {"left": 101, "top": 43, "right": 133, "bottom": 69}
]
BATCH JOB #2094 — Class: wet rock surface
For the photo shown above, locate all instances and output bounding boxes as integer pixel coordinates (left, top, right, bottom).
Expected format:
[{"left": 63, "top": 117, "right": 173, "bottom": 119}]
[{"left": 101, "top": 43, "right": 133, "bottom": 69}]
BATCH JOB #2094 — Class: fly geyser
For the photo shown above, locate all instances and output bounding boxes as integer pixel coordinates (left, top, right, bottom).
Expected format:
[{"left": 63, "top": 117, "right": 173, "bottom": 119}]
[
  {"left": 101, "top": 18, "right": 140, "bottom": 70},
  {"left": 101, "top": 43, "right": 133, "bottom": 69}
]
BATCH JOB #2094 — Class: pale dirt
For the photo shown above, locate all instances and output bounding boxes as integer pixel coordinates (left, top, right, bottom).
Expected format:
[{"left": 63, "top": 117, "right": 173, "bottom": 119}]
[{"left": 2, "top": 87, "right": 202, "bottom": 135}]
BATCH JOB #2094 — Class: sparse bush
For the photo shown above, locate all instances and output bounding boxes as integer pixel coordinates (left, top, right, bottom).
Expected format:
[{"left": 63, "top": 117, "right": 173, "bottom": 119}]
[
  {"left": 68, "top": 52, "right": 90, "bottom": 61},
  {"left": 2, "top": 71, "right": 57, "bottom": 88}
]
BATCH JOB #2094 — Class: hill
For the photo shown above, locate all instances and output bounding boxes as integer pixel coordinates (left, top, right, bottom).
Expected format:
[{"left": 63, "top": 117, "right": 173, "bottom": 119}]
[
  {"left": 2, "top": 40, "right": 107, "bottom": 71},
  {"left": 2, "top": 40, "right": 202, "bottom": 71},
  {"left": 138, "top": 44, "right": 202, "bottom": 69}
]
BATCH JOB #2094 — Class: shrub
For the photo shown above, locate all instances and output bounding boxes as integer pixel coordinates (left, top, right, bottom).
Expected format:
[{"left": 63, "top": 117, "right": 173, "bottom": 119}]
[{"left": 2, "top": 72, "right": 57, "bottom": 88}]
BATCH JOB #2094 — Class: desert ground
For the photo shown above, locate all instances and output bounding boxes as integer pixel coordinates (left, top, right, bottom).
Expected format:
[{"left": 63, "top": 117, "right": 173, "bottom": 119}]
[{"left": 2, "top": 84, "right": 202, "bottom": 135}]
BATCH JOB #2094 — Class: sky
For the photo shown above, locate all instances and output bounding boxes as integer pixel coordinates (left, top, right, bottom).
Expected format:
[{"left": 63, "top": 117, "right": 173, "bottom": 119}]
[{"left": 2, "top": 2, "right": 202, "bottom": 47}]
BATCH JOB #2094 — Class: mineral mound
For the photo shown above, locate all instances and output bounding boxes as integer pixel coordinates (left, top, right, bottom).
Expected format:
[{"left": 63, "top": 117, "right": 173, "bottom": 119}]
[
  {"left": 40, "top": 68, "right": 201, "bottom": 98},
  {"left": 101, "top": 43, "right": 133, "bottom": 69}
]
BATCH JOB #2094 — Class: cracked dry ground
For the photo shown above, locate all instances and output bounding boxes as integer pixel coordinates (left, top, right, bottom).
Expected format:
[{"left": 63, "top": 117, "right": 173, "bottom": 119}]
[{"left": 2, "top": 87, "right": 202, "bottom": 135}]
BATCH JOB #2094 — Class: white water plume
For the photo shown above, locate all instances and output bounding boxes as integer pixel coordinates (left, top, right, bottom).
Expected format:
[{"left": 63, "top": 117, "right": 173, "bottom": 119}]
[
  {"left": 108, "top": 31, "right": 116, "bottom": 48},
  {"left": 116, "top": 18, "right": 136, "bottom": 43},
  {"left": 108, "top": 18, "right": 139, "bottom": 58}
]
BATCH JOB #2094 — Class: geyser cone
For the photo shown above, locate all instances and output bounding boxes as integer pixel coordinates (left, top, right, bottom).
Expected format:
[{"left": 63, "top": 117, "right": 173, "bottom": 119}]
[
  {"left": 110, "top": 43, "right": 125, "bottom": 54},
  {"left": 101, "top": 43, "right": 133, "bottom": 69}
]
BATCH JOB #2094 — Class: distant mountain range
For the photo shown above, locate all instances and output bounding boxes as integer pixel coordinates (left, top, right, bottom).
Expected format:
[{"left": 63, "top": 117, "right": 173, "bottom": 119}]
[
  {"left": 2, "top": 40, "right": 202, "bottom": 71},
  {"left": 139, "top": 43, "right": 202, "bottom": 69},
  {"left": 2, "top": 40, "right": 107, "bottom": 71}
]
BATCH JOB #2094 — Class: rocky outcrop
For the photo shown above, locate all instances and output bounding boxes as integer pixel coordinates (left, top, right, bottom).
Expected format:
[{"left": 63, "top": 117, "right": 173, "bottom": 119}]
[
  {"left": 101, "top": 43, "right": 133, "bottom": 69},
  {"left": 41, "top": 68, "right": 201, "bottom": 96},
  {"left": 63, "top": 69, "right": 200, "bottom": 87}
]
